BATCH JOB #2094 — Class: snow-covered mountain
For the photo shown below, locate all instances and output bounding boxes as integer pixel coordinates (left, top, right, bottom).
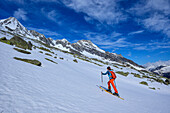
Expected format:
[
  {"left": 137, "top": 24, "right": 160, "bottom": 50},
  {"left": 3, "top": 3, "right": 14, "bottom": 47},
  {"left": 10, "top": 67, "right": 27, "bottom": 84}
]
[
  {"left": 0, "top": 32, "right": 170, "bottom": 113},
  {"left": 1, "top": 17, "right": 170, "bottom": 113},
  {"left": 144, "top": 60, "right": 170, "bottom": 78},
  {"left": 0, "top": 17, "right": 144, "bottom": 70},
  {"left": 0, "top": 17, "right": 54, "bottom": 46}
]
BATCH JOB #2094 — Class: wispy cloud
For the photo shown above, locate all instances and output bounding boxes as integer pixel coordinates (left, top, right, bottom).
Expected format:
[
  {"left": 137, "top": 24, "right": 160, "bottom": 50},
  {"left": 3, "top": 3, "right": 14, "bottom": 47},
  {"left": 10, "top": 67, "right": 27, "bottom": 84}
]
[
  {"left": 27, "top": 27, "right": 63, "bottom": 39},
  {"left": 129, "top": 0, "right": 170, "bottom": 37},
  {"left": 84, "top": 31, "right": 170, "bottom": 51},
  {"left": 160, "top": 51, "right": 168, "bottom": 54},
  {"left": 6, "top": 0, "right": 25, "bottom": 4},
  {"left": 134, "top": 41, "right": 170, "bottom": 50},
  {"left": 13, "top": 8, "right": 27, "bottom": 21},
  {"left": 31, "top": 0, "right": 59, "bottom": 2},
  {"left": 84, "top": 32, "right": 132, "bottom": 49},
  {"left": 41, "top": 8, "right": 63, "bottom": 25},
  {"left": 128, "top": 30, "right": 144, "bottom": 35},
  {"left": 62, "top": 0, "right": 127, "bottom": 25},
  {"left": 47, "top": 10, "right": 57, "bottom": 22},
  {"left": 142, "top": 13, "right": 170, "bottom": 37},
  {"left": 128, "top": 52, "right": 132, "bottom": 57}
]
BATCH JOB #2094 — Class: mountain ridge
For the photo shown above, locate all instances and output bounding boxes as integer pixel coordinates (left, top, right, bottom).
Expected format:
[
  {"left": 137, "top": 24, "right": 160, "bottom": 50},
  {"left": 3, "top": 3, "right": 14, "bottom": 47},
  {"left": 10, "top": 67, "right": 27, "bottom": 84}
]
[
  {"left": 0, "top": 17, "right": 143, "bottom": 69},
  {"left": 144, "top": 60, "right": 170, "bottom": 78}
]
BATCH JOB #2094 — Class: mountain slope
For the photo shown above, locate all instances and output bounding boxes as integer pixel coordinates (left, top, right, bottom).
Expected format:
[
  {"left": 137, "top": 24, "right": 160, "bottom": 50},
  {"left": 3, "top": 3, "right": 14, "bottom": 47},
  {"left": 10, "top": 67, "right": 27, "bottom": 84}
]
[
  {"left": 0, "top": 17, "right": 170, "bottom": 113},
  {"left": 144, "top": 61, "right": 170, "bottom": 78},
  {"left": 0, "top": 38, "right": 170, "bottom": 113},
  {"left": 0, "top": 17, "right": 143, "bottom": 70}
]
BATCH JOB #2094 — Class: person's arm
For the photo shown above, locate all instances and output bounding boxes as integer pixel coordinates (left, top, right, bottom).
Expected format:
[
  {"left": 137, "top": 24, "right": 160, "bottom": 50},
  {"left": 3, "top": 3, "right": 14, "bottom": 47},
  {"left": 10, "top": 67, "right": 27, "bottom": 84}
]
[{"left": 101, "top": 71, "right": 109, "bottom": 75}]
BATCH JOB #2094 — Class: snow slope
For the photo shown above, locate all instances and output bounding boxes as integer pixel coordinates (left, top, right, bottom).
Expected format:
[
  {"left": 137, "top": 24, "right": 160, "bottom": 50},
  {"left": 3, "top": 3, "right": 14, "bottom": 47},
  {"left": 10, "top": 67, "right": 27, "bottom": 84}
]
[
  {"left": 144, "top": 60, "right": 170, "bottom": 76},
  {"left": 0, "top": 42, "right": 170, "bottom": 113}
]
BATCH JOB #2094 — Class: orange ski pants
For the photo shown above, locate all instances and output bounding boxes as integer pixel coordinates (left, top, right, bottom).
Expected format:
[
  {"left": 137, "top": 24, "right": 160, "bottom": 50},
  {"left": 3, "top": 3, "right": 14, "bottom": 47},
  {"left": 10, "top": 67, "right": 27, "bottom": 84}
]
[{"left": 108, "top": 79, "right": 118, "bottom": 93}]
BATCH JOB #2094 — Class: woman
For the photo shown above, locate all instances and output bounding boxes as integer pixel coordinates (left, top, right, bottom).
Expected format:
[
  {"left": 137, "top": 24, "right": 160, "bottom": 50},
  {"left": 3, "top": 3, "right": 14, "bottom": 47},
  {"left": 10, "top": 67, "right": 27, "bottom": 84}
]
[{"left": 101, "top": 66, "right": 119, "bottom": 97}]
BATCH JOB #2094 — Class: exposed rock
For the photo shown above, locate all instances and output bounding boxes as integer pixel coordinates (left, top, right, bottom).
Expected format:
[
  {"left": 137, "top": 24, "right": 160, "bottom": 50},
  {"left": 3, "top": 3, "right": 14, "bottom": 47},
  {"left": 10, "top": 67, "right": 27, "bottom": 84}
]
[
  {"left": 14, "top": 57, "right": 41, "bottom": 66},
  {"left": 10, "top": 36, "right": 31, "bottom": 50},
  {"left": 28, "top": 41, "right": 33, "bottom": 50},
  {"left": 165, "top": 79, "right": 170, "bottom": 84}
]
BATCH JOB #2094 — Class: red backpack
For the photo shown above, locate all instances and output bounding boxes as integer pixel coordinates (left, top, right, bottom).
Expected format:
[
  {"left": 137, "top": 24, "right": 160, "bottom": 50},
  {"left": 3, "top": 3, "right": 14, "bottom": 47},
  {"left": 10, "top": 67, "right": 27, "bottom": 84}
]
[{"left": 109, "top": 71, "right": 117, "bottom": 79}]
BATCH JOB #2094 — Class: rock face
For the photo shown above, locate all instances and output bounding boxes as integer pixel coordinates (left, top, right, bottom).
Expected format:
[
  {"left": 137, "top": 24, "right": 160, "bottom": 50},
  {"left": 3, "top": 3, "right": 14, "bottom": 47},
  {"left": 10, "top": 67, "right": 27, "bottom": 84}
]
[
  {"left": 29, "top": 30, "right": 54, "bottom": 46},
  {"left": 10, "top": 36, "right": 32, "bottom": 50},
  {"left": 0, "top": 17, "right": 143, "bottom": 69},
  {"left": 0, "top": 17, "right": 29, "bottom": 36}
]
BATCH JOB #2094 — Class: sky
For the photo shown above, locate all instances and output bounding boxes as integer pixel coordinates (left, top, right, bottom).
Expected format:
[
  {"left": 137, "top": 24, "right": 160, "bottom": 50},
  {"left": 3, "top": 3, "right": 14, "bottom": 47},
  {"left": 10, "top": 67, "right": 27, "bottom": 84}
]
[{"left": 0, "top": 0, "right": 170, "bottom": 65}]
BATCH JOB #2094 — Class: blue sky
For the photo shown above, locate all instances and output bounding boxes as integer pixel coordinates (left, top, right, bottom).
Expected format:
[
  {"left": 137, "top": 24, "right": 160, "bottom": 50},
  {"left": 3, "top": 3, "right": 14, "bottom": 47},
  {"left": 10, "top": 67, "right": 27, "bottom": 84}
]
[{"left": 0, "top": 0, "right": 170, "bottom": 65}]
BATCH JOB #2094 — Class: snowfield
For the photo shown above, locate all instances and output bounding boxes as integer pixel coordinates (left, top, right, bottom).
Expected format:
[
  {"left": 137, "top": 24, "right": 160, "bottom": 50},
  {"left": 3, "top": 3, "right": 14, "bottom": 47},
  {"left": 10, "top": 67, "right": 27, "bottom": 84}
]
[{"left": 0, "top": 42, "right": 170, "bottom": 113}]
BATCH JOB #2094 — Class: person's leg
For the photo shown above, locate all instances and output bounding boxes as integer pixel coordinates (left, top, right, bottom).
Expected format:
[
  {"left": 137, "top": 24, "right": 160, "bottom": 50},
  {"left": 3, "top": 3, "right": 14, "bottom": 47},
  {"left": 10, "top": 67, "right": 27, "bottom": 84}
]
[
  {"left": 107, "top": 80, "right": 111, "bottom": 90},
  {"left": 110, "top": 79, "right": 118, "bottom": 93}
]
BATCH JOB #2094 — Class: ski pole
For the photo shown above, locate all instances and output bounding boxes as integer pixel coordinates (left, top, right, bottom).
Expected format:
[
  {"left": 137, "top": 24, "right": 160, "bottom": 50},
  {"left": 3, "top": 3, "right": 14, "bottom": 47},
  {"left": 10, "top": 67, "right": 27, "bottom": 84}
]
[
  {"left": 114, "top": 80, "right": 119, "bottom": 92},
  {"left": 101, "top": 72, "right": 103, "bottom": 86},
  {"left": 101, "top": 72, "right": 103, "bottom": 91}
]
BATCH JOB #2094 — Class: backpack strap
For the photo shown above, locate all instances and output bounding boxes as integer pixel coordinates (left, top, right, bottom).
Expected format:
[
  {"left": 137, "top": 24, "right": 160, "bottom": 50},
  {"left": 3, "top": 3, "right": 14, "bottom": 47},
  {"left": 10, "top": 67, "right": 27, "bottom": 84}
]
[{"left": 109, "top": 71, "right": 116, "bottom": 79}]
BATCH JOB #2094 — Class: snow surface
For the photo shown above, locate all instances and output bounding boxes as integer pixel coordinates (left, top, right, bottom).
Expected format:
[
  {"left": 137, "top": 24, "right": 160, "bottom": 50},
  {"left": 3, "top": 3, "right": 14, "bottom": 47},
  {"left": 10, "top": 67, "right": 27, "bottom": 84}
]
[
  {"left": 158, "top": 66, "right": 170, "bottom": 73},
  {"left": 0, "top": 41, "right": 170, "bottom": 113}
]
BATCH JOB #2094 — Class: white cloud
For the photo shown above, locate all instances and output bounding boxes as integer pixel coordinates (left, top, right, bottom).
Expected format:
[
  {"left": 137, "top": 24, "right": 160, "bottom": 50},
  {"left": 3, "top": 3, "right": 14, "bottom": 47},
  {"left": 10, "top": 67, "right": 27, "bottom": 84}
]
[
  {"left": 133, "top": 41, "right": 170, "bottom": 50},
  {"left": 62, "top": 0, "right": 127, "bottom": 25},
  {"left": 84, "top": 16, "right": 94, "bottom": 24},
  {"left": 41, "top": 8, "right": 63, "bottom": 25},
  {"left": 6, "top": 0, "right": 25, "bottom": 4},
  {"left": 128, "top": 0, "right": 170, "bottom": 38},
  {"left": 13, "top": 8, "right": 27, "bottom": 21},
  {"left": 31, "top": 0, "right": 58, "bottom": 2},
  {"left": 144, "top": 60, "right": 170, "bottom": 67},
  {"left": 128, "top": 30, "right": 144, "bottom": 35},
  {"left": 27, "top": 27, "right": 63, "bottom": 38},
  {"left": 47, "top": 10, "right": 57, "bottom": 22},
  {"left": 142, "top": 13, "right": 170, "bottom": 37},
  {"left": 84, "top": 32, "right": 132, "bottom": 49},
  {"left": 128, "top": 52, "right": 132, "bottom": 57}
]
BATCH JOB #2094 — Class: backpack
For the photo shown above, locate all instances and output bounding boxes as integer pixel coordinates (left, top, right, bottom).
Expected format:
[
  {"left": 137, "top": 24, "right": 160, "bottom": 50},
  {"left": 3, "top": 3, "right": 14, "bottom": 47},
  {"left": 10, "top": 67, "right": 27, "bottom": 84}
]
[{"left": 109, "top": 71, "right": 117, "bottom": 79}]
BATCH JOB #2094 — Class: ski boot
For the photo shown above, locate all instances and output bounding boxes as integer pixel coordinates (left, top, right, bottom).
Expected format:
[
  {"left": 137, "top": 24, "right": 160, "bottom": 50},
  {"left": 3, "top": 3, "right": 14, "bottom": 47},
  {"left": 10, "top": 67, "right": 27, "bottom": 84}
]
[
  {"left": 113, "top": 92, "right": 120, "bottom": 97},
  {"left": 106, "top": 89, "right": 112, "bottom": 93}
]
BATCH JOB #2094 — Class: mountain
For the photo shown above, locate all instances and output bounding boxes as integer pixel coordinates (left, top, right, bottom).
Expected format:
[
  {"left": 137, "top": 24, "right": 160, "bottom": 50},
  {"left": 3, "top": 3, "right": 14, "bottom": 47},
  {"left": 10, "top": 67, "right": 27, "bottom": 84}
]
[
  {"left": 0, "top": 17, "right": 170, "bottom": 113},
  {"left": 0, "top": 17, "right": 54, "bottom": 46},
  {"left": 0, "top": 17, "right": 143, "bottom": 70},
  {"left": 144, "top": 60, "right": 170, "bottom": 78}
]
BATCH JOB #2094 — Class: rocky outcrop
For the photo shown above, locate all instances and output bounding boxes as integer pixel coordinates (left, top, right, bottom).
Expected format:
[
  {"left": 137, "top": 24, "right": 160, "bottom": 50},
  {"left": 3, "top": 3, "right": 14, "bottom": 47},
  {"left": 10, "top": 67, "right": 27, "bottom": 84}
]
[
  {"left": 9, "top": 36, "right": 32, "bottom": 50},
  {"left": 71, "top": 40, "right": 142, "bottom": 67},
  {"left": 29, "top": 30, "right": 54, "bottom": 46}
]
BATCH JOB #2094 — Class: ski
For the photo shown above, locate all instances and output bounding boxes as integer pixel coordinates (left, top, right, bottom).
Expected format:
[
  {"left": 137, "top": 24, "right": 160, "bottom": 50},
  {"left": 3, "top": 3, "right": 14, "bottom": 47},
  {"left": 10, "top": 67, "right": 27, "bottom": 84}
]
[{"left": 97, "top": 85, "right": 124, "bottom": 100}]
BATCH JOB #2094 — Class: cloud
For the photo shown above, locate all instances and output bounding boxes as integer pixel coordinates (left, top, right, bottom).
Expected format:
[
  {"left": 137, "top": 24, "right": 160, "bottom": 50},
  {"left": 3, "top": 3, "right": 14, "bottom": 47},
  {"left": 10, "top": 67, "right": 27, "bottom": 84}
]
[
  {"left": 133, "top": 41, "right": 170, "bottom": 50},
  {"left": 84, "top": 16, "right": 94, "bottom": 24},
  {"left": 62, "top": 0, "right": 127, "bottom": 25},
  {"left": 128, "top": 30, "right": 144, "bottom": 35},
  {"left": 41, "top": 8, "right": 63, "bottom": 25},
  {"left": 6, "top": 0, "right": 25, "bottom": 4},
  {"left": 13, "top": 8, "right": 27, "bottom": 21},
  {"left": 27, "top": 27, "right": 63, "bottom": 38},
  {"left": 142, "top": 13, "right": 170, "bottom": 37},
  {"left": 160, "top": 51, "right": 168, "bottom": 54},
  {"left": 31, "top": 0, "right": 58, "bottom": 2},
  {"left": 86, "top": 31, "right": 170, "bottom": 51},
  {"left": 47, "top": 10, "right": 57, "bottom": 22},
  {"left": 133, "top": 46, "right": 147, "bottom": 50},
  {"left": 128, "top": 52, "right": 132, "bottom": 57},
  {"left": 147, "top": 55, "right": 150, "bottom": 58},
  {"left": 128, "top": 0, "right": 170, "bottom": 37},
  {"left": 84, "top": 32, "right": 132, "bottom": 49}
]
